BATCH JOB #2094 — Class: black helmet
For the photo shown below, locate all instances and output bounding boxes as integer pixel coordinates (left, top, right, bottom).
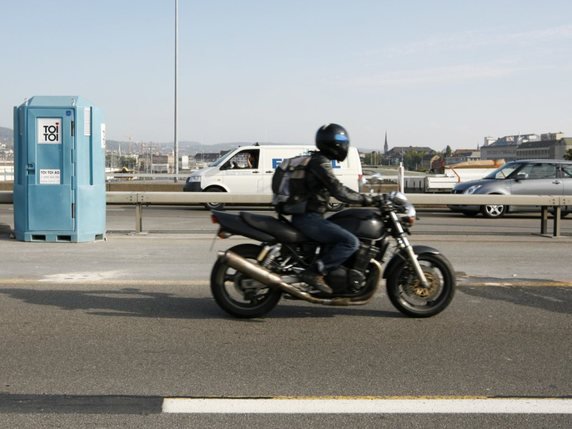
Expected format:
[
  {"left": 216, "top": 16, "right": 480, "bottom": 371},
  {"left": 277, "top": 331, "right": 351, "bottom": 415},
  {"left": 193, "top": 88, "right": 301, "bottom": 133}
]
[{"left": 315, "top": 123, "right": 350, "bottom": 161}]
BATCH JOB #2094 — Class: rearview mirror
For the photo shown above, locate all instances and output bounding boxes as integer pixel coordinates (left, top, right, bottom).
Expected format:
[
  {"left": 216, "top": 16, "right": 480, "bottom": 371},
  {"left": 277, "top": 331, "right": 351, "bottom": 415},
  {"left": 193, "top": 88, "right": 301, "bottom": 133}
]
[{"left": 515, "top": 172, "right": 528, "bottom": 181}]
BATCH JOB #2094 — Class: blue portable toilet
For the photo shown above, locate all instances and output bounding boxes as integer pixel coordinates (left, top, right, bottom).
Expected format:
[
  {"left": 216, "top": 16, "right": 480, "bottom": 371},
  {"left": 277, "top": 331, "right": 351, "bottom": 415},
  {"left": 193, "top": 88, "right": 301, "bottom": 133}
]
[{"left": 13, "top": 96, "right": 106, "bottom": 242}]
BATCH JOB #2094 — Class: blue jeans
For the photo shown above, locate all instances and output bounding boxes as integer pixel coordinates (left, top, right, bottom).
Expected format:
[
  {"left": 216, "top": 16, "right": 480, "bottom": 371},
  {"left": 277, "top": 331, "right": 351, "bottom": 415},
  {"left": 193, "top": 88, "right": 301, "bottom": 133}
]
[{"left": 291, "top": 212, "right": 360, "bottom": 274}]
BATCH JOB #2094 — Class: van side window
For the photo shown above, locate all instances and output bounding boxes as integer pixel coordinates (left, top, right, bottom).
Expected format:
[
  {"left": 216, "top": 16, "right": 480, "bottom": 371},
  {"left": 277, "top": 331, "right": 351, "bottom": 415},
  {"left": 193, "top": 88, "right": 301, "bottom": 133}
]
[
  {"left": 246, "top": 150, "right": 259, "bottom": 169},
  {"left": 225, "top": 149, "right": 260, "bottom": 169}
]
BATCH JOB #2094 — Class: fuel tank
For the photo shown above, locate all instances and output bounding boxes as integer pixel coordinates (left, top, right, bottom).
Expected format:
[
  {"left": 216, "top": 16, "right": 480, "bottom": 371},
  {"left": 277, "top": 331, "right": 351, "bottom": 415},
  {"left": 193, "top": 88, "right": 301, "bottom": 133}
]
[{"left": 327, "top": 208, "right": 384, "bottom": 240}]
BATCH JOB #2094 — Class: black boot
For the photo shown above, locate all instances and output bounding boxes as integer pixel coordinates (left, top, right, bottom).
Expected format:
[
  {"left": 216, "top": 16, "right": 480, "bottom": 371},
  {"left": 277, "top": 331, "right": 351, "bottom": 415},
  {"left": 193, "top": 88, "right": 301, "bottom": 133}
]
[{"left": 300, "top": 269, "right": 333, "bottom": 294}]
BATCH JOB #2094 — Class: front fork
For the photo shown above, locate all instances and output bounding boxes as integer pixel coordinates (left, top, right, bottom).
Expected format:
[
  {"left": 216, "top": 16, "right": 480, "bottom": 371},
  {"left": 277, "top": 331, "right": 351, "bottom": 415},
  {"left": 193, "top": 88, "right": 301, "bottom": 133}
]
[{"left": 390, "top": 212, "right": 430, "bottom": 288}]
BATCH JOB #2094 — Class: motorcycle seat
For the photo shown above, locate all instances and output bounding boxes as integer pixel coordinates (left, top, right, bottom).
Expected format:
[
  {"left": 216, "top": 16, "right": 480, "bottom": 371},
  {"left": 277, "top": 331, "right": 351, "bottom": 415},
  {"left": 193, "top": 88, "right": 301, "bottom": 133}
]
[{"left": 240, "top": 212, "right": 309, "bottom": 243}]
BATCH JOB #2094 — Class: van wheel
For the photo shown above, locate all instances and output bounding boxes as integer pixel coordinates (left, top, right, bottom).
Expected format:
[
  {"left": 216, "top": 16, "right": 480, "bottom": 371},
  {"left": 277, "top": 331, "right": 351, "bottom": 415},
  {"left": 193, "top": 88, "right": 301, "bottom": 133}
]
[{"left": 203, "top": 187, "right": 225, "bottom": 210}]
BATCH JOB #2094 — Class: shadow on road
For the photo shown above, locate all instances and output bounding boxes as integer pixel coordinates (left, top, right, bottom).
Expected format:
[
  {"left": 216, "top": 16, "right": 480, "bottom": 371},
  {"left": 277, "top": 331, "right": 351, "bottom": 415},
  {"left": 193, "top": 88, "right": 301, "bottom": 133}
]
[{"left": 0, "top": 286, "right": 401, "bottom": 320}]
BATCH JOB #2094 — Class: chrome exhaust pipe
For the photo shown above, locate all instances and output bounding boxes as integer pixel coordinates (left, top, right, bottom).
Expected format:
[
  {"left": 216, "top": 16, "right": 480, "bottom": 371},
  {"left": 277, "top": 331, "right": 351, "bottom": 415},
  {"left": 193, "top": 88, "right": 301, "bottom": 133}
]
[
  {"left": 218, "top": 250, "right": 382, "bottom": 306},
  {"left": 219, "top": 250, "right": 325, "bottom": 303}
]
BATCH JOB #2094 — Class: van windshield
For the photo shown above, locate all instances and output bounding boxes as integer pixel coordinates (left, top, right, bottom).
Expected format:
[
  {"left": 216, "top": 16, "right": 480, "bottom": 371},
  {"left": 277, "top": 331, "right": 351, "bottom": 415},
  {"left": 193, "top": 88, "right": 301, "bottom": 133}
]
[
  {"left": 483, "top": 162, "right": 522, "bottom": 180},
  {"left": 209, "top": 152, "right": 232, "bottom": 167}
]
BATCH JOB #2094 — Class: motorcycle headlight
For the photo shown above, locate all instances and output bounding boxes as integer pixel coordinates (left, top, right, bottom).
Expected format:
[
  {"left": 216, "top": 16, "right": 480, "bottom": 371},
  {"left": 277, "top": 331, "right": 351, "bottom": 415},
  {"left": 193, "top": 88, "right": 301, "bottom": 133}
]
[
  {"left": 389, "top": 192, "right": 416, "bottom": 226},
  {"left": 401, "top": 204, "right": 417, "bottom": 227},
  {"left": 389, "top": 191, "right": 409, "bottom": 206},
  {"left": 465, "top": 184, "right": 482, "bottom": 194}
]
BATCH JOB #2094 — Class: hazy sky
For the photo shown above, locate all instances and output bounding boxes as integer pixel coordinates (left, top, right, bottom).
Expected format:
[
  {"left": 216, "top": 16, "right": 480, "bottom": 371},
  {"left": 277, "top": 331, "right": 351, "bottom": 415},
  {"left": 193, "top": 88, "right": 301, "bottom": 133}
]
[{"left": 1, "top": 0, "right": 571, "bottom": 150}]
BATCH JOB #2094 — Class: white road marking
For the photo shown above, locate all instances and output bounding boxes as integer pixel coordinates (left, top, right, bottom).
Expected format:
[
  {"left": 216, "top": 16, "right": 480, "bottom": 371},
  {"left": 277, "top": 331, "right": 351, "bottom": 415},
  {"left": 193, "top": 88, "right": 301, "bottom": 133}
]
[
  {"left": 39, "top": 271, "right": 126, "bottom": 283},
  {"left": 0, "top": 278, "right": 209, "bottom": 286},
  {"left": 162, "top": 397, "right": 572, "bottom": 414},
  {"left": 2, "top": 275, "right": 571, "bottom": 287}
]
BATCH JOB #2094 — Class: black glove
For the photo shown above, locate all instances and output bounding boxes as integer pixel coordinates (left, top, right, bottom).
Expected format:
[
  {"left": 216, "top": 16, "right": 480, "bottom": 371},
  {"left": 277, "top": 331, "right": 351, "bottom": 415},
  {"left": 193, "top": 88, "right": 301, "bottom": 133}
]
[{"left": 362, "top": 194, "right": 383, "bottom": 206}]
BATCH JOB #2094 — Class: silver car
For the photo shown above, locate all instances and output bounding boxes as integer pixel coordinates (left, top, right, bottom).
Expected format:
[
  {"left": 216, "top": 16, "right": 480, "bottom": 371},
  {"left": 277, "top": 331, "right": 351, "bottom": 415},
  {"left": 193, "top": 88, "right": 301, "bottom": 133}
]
[{"left": 449, "top": 159, "right": 572, "bottom": 218}]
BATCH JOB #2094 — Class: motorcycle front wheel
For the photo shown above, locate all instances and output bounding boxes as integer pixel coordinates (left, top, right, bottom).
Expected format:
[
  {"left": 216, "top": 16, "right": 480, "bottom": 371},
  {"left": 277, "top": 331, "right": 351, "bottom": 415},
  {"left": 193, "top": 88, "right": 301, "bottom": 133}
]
[
  {"left": 386, "top": 253, "right": 455, "bottom": 318},
  {"left": 210, "top": 243, "right": 282, "bottom": 318}
]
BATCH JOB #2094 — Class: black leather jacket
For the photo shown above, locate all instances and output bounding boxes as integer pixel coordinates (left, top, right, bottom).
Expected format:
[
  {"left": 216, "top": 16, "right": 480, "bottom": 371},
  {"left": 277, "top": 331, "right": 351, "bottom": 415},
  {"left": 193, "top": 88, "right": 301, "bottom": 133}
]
[{"left": 305, "top": 151, "right": 366, "bottom": 214}]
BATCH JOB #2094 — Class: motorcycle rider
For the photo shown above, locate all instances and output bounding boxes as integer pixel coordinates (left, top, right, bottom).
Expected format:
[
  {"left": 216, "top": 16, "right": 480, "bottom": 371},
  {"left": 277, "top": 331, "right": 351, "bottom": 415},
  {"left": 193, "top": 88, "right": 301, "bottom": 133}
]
[{"left": 291, "top": 123, "right": 375, "bottom": 294}]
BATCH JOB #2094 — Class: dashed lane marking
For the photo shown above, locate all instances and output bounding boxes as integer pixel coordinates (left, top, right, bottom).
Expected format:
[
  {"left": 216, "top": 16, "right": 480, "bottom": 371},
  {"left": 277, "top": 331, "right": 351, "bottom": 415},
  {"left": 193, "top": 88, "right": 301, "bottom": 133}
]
[
  {"left": 0, "top": 279, "right": 209, "bottom": 286},
  {"left": 0, "top": 278, "right": 571, "bottom": 287},
  {"left": 164, "top": 396, "right": 572, "bottom": 414},
  {"left": 458, "top": 277, "right": 572, "bottom": 287},
  {"left": 1, "top": 394, "right": 570, "bottom": 415}
]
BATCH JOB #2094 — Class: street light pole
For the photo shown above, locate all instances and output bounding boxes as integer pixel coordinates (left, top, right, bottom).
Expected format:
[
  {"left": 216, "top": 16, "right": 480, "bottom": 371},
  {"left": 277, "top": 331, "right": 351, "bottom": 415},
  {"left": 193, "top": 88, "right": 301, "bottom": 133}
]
[{"left": 174, "top": 0, "right": 179, "bottom": 182}]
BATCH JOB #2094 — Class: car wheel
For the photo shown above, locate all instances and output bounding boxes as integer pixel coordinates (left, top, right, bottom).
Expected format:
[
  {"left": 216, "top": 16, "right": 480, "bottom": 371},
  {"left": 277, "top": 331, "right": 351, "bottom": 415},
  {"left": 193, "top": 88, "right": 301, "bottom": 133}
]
[
  {"left": 549, "top": 208, "right": 570, "bottom": 219},
  {"left": 481, "top": 204, "right": 507, "bottom": 218},
  {"left": 203, "top": 186, "right": 225, "bottom": 210}
]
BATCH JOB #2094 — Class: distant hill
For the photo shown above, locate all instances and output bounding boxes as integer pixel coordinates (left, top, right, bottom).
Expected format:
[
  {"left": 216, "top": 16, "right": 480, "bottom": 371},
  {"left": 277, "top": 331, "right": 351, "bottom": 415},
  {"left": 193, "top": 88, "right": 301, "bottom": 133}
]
[
  {"left": 0, "top": 127, "right": 303, "bottom": 155},
  {"left": 0, "top": 126, "right": 241, "bottom": 154},
  {"left": 0, "top": 127, "right": 13, "bottom": 147},
  {"left": 105, "top": 140, "right": 283, "bottom": 156}
]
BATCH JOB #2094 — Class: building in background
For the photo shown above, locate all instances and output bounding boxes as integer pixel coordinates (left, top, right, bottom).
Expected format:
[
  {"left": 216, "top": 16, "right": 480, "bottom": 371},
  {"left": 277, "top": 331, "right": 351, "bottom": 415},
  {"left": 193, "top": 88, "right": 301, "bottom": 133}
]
[
  {"left": 516, "top": 133, "right": 572, "bottom": 159},
  {"left": 445, "top": 149, "right": 481, "bottom": 165},
  {"left": 480, "top": 134, "right": 539, "bottom": 160},
  {"left": 481, "top": 132, "right": 570, "bottom": 161}
]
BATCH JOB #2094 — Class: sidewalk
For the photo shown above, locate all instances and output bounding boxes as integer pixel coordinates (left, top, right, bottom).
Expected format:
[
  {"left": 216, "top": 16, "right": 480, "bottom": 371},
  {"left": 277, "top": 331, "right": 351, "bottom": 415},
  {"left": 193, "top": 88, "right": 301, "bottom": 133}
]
[{"left": 2, "top": 227, "right": 572, "bottom": 286}]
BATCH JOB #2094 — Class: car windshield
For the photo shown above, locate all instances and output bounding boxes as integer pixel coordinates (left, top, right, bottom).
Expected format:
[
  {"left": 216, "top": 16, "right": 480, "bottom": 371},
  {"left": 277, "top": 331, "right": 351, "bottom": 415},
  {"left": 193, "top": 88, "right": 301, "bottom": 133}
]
[{"left": 483, "top": 162, "right": 523, "bottom": 180}]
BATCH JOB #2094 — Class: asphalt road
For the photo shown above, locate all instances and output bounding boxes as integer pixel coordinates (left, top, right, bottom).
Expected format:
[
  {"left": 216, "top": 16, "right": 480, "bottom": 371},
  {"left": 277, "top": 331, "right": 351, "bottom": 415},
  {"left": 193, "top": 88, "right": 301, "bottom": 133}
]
[{"left": 0, "top": 206, "right": 570, "bottom": 428}]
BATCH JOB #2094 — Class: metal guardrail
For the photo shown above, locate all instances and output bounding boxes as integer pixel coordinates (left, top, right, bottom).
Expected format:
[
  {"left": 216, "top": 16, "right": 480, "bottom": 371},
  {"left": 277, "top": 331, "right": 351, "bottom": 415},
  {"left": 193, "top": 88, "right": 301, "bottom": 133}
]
[
  {"left": 1, "top": 191, "right": 569, "bottom": 236},
  {"left": 106, "top": 173, "right": 190, "bottom": 181},
  {"left": 0, "top": 191, "right": 12, "bottom": 204}
]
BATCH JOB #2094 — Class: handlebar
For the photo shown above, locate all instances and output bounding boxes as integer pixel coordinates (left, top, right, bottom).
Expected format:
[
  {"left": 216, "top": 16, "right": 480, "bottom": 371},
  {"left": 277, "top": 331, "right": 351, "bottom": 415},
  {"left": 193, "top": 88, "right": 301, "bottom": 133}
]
[{"left": 365, "top": 191, "right": 416, "bottom": 226}]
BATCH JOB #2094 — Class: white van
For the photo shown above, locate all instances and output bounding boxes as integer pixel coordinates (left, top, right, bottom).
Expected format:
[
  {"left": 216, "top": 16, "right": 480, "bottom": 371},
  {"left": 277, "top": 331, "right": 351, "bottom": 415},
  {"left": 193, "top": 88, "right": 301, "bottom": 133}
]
[{"left": 183, "top": 144, "right": 363, "bottom": 210}]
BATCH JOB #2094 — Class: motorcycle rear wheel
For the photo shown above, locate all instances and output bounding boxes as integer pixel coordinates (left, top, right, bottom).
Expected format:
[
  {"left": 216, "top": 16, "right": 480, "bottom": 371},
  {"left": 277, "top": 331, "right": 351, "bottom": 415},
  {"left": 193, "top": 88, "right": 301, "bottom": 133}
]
[
  {"left": 210, "top": 243, "right": 282, "bottom": 318},
  {"left": 386, "top": 253, "right": 455, "bottom": 317}
]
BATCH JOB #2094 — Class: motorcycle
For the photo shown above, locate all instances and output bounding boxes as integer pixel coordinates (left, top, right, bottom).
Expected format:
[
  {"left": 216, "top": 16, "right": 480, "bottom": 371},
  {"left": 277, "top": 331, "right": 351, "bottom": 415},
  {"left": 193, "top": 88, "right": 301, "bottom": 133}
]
[{"left": 209, "top": 192, "right": 455, "bottom": 318}]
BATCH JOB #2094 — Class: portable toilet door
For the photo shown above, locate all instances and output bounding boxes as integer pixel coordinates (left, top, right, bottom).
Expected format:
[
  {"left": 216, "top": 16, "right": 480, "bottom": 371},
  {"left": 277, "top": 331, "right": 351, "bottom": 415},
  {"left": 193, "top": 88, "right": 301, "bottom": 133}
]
[{"left": 28, "top": 108, "right": 75, "bottom": 234}]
